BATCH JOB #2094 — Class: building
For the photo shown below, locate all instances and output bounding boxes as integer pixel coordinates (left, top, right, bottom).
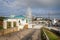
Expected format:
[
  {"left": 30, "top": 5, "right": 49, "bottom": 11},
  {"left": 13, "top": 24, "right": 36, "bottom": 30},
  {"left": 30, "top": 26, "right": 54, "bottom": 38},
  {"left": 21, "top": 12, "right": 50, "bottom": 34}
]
[
  {"left": 52, "top": 18, "right": 57, "bottom": 25},
  {"left": 26, "top": 7, "right": 32, "bottom": 23},
  {"left": 52, "top": 19, "right": 60, "bottom": 27},
  {"left": 3, "top": 15, "right": 32, "bottom": 31}
]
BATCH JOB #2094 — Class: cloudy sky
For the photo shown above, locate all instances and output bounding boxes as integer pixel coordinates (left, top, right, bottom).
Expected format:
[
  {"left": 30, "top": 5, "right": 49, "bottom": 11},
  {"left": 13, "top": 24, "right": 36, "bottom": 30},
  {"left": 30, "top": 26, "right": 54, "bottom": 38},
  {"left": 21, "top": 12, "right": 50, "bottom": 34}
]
[{"left": 0, "top": 0, "right": 60, "bottom": 18}]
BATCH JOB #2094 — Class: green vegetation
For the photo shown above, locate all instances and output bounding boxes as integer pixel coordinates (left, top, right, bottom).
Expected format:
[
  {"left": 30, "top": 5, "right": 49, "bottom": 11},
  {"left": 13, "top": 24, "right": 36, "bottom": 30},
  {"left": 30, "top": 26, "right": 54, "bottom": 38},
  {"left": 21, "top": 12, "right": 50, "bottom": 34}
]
[
  {"left": 0, "top": 16, "right": 6, "bottom": 21},
  {"left": 41, "top": 28, "right": 47, "bottom": 40},
  {"left": 0, "top": 25, "right": 3, "bottom": 30},
  {"left": 0, "top": 16, "right": 6, "bottom": 30},
  {"left": 42, "top": 28, "right": 60, "bottom": 40}
]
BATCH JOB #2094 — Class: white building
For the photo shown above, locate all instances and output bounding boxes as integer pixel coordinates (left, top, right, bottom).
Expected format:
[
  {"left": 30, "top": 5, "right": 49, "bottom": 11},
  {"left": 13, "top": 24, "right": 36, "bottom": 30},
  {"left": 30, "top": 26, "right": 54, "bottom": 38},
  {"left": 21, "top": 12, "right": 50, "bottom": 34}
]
[
  {"left": 53, "top": 18, "right": 57, "bottom": 25},
  {"left": 3, "top": 15, "right": 33, "bottom": 31}
]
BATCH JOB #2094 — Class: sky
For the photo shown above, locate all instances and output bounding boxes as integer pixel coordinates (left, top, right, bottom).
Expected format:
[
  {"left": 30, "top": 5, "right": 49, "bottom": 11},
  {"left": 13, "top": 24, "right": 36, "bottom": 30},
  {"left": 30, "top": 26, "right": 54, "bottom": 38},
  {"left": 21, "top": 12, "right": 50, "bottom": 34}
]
[{"left": 0, "top": 0, "right": 60, "bottom": 19}]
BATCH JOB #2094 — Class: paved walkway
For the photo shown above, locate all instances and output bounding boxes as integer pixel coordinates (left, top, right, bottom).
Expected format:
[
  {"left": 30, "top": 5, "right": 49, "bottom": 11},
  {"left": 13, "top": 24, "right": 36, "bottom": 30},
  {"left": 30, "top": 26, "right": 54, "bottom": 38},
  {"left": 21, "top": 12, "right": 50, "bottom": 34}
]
[
  {"left": 0, "top": 29, "right": 41, "bottom": 40},
  {"left": 32, "top": 29, "right": 41, "bottom": 40}
]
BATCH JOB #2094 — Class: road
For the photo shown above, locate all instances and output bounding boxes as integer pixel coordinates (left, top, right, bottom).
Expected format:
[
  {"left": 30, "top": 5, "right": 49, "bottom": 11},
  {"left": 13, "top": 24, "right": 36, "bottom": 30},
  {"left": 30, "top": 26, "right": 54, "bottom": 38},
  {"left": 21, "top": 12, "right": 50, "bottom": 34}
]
[
  {"left": 33, "top": 24, "right": 43, "bottom": 29},
  {"left": 0, "top": 29, "right": 41, "bottom": 40}
]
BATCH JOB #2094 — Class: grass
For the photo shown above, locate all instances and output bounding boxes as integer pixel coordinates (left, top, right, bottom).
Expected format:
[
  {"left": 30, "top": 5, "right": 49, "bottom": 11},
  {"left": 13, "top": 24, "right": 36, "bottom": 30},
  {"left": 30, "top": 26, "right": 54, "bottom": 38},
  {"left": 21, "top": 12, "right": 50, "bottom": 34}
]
[
  {"left": 41, "top": 28, "right": 46, "bottom": 40},
  {"left": 43, "top": 28, "right": 60, "bottom": 40}
]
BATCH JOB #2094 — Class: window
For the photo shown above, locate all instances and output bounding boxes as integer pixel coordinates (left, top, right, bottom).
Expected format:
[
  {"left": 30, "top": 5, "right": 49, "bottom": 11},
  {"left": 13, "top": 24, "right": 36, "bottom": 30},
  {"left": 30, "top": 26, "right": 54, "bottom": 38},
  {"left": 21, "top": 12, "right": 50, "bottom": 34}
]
[
  {"left": 7, "top": 22, "right": 11, "bottom": 28},
  {"left": 19, "top": 20, "right": 20, "bottom": 23},
  {"left": 13, "top": 22, "right": 16, "bottom": 27},
  {"left": 19, "top": 20, "right": 21, "bottom": 25}
]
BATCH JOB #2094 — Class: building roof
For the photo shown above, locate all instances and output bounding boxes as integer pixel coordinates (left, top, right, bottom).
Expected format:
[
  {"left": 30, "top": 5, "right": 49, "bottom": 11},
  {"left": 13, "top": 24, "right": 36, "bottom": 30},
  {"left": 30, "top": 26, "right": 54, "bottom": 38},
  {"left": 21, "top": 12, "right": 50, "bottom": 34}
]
[
  {"left": 14, "top": 15, "right": 25, "bottom": 19},
  {"left": 5, "top": 15, "right": 26, "bottom": 19}
]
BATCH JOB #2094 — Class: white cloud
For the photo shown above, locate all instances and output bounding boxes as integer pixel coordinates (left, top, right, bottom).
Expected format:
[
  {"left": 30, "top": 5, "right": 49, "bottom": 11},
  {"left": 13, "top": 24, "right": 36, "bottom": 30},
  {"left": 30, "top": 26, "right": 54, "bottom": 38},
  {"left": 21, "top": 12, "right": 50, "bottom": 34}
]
[
  {"left": 2, "top": 0, "right": 27, "bottom": 9},
  {"left": 2, "top": 0, "right": 60, "bottom": 8},
  {"left": 0, "top": 0, "right": 59, "bottom": 10},
  {"left": 31, "top": 0, "right": 58, "bottom": 7}
]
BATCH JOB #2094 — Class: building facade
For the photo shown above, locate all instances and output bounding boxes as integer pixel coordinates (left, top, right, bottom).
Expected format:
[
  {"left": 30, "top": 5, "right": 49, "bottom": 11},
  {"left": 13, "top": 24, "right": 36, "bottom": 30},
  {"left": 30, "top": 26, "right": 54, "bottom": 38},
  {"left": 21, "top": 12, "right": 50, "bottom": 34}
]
[{"left": 3, "top": 15, "right": 29, "bottom": 31}]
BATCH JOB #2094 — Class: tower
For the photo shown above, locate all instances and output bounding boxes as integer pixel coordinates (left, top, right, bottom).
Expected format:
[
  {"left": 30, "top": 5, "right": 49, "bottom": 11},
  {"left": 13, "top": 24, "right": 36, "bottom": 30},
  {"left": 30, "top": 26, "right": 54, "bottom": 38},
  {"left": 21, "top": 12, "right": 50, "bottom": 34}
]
[{"left": 26, "top": 7, "right": 32, "bottom": 23}]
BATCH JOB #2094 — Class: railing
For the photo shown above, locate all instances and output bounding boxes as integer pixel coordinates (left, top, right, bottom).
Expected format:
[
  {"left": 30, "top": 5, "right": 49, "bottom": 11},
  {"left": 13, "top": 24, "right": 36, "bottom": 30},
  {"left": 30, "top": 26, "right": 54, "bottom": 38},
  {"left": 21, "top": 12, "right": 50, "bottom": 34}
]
[
  {"left": 41, "top": 28, "right": 49, "bottom": 40},
  {"left": 43, "top": 29, "right": 49, "bottom": 40}
]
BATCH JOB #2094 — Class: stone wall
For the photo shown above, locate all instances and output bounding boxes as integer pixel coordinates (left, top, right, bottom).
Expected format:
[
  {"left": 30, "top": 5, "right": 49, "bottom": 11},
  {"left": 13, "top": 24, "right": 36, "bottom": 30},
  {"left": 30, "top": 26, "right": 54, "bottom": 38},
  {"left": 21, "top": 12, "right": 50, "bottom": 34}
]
[{"left": 0, "top": 27, "right": 19, "bottom": 36}]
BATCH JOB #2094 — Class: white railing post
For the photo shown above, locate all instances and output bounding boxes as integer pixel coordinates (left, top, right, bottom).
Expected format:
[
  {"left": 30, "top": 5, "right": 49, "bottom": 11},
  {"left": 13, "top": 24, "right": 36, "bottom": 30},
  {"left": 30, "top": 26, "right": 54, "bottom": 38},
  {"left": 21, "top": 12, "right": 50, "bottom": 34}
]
[{"left": 43, "top": 29, "right": 49, "bottom": 40}]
